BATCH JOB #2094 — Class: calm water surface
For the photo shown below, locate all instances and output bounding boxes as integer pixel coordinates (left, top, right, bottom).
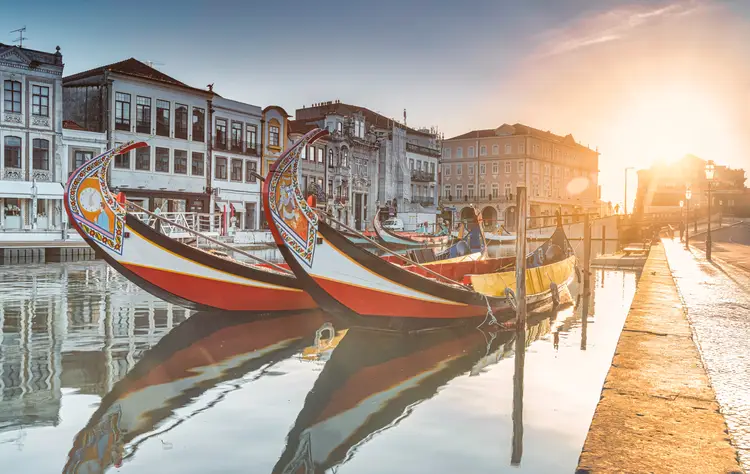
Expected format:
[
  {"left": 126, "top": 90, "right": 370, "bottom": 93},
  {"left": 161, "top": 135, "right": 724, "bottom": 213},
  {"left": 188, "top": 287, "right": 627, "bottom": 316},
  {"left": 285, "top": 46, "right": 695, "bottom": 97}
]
[{"left": 0, "top": 259, "right": 635, "bottom": 473}]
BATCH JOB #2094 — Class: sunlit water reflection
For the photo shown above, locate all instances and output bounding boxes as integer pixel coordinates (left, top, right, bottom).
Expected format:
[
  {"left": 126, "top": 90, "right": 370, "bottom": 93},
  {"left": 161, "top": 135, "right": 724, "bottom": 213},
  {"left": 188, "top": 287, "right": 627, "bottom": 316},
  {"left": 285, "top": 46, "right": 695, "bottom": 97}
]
[{"left": 0, "top": 261, "right": 635, "bottom": 473}]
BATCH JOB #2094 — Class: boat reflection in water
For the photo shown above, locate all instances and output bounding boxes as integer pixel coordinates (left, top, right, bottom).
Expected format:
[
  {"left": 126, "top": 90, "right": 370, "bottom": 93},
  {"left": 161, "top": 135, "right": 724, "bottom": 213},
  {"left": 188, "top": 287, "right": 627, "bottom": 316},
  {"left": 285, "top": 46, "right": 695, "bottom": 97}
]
[
  {"left": 63, "top": 310, "right": 334, "bottom": 474},
  {"left": 63, "top": 301, "right": 576, "bottom": 474},
  {"left": 274, "top": 306, "right": 570, "bottom": 474}
]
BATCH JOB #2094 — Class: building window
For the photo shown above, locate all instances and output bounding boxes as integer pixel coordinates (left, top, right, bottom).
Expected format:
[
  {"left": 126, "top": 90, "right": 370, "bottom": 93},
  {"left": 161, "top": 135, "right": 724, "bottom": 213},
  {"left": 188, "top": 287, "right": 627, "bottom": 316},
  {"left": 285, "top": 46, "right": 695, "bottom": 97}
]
[
  {"left": 505, "top": 161, "right": 511, "bottom": 173},
  {"left": 174, "top": 149, "right": 188, "bottom": 174},
  {"left": 31, "top": 85, "right": 49, "bottom": 117},
  {"left": 191, "top": 152, "right": 204, "bottom": 176},
  {"left": 336, "top": 122, "right": 343, "bottom": 133},
  {"left": 136, "top": 146, "right": 151, "bottom": 171},
  {"left": 533, "top": 161, "right": 540, "bottom": 174},
  {"left": 479, "top": 184, "right": 486, "bottom": 199},
  {"left": 444, "top": 164, "right": 451, "bottom": 176},
  {"left": 317, "top": 148, "right": 323, "bottom": 163},
  {"left": 193, "top": 107, "right": 205, "bottom": 142},
  {"left": 533, "top": 184, "right": 540, "bottom": 197},
  {"left": 492, "top": 161, "right": 499, "bottom": 174},
  {"left": 518, "top": 160, "right": 524, "bottom": 174},
  {"left": 327, "top": 149, "right": 334, "bottom": 166},
  {"left": 429, "top": 162, "right": 435, "bottom": 177},
  {"left": 115, "top": 92, "right": 131, "bottom": 131},
  {"left": 491, "top": 183, "right": 499, "bottom": 198},
  {"left": 73, "top": 150, "right": 93, "bottom": 171},
  {"left": 114, "top": 144, "right": 130, "bottom": 169},
  {"left": 456, "top": 185, "right": 463, "bottom": 198},
  {"left": 342, "top": 148, "right": 349, "bottom": 167},
  {"left": 467, "top": 184, "right": 475, "bottom": 199},
  {"left": 4, "top": 80, "right": 21, "bottom": 113},
  {"left": 505, "top": 144, "right": 511, "bottom": 154},
  {"left": 564, "top": 168, "right": 570, "bottom": 178},
  {"left": 456, "top": 147, "right": 463, "bottom": 159},
  {"left": 468, "top": 164, "right": 474, "bottom": 175},
  {"left": 444, "top": 185, "right": 451, "bottom": 198},
  {"left": 410, "top": 159, "right": 415, "bottom": 170},
  {"left": 32, "top": 139, "right": 50, "bottom": 170},
  {"left": 443, "top": 148, "right": 451, "bottom": 159},
  {"left": 468, "top": 146, "right": 475, "bottom": 158},
  {"left": 504, "top": 183, "right": 511, "bottom": 197},
  {"left": 479, "top": 163, "right": 486, "bottom": 175},
  {"left": 544, "top": 164, "right": 551, "bottom": 176},
  {"left": 555, "top": 166, "right": 561, "bottom": 177},
  {"left": 156, "top": 100, "right": 170, "bottom": 137},
  {"left": 519, "top": 143, "right": 525, "bottom": 154},
  {"left": 155, "top": 147, "right": 170, "bottom": 172},
  {"left": 269, "top": 125, "right": 280, "bottom": 147},
  {"left": 246, "top": 160, "right": 258, "bottom": 183},
  {"left": 175, "top": 104, "right": 188, "bottom": 139},
  {"left": 215, "top": 118, "right": 227, "bottom": 149},
  {"left": 231, "top": 159, "right": 243, "bottom": 181},
  {"left": 246, "top": 125, "right": 257, "bottom": 149},
  {"left": 245, "top": 203, "right": 257, "bottom": 230},
  {"left": 231, "top": 122, "right": 243, "bottom": 151},
  {"left": 492, "top": 144, "right": 499, "bottom": 155},
  {"left": 480, "top": 145, "right": 487, "bottom": 156},
  {"left": 456, "top": 164, "right": 462, "bottom": 176},
  {"left": 354, "top": 119, "right": 365, "bottom": 138},
  {"left": 136, "top": 96, "right": 152, "bottom": 133},
  {"left": 215, "top": 156, "right": 227, "bottom": 180}
]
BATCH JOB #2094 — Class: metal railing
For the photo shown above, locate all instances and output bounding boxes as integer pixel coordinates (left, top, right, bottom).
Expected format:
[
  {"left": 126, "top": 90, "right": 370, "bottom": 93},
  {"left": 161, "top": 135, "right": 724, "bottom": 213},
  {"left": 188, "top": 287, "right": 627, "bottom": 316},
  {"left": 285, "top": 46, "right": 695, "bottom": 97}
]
[
  {"left": 406, "top": 142, "right": 441, "bottom": 158},
  {"left": 410, "top": 169, "right": 436, "bottom": 182},
  {"left": 130, "top": 211, "right": 221, "bottom": 236}
]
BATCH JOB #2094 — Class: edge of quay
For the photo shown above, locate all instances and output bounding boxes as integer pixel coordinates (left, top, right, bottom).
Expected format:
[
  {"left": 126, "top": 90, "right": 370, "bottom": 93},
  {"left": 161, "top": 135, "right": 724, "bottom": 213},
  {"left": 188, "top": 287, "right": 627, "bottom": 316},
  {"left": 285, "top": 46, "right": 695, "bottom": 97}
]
[{"left": 576, "top": 242, "right": 743, "bottom": 474}]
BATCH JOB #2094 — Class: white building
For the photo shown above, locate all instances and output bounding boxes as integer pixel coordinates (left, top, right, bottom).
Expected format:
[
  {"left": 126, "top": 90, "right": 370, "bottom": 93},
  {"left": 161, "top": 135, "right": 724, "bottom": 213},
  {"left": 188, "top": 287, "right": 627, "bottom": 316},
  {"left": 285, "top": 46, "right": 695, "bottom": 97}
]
[
  {"left": 0, "top": 43, "right": 67, "bottom": 242},
  {"left": 63, "top": 58, "right": 213, "bottom": 216},
  {"left": 211, "top": 97, "right": 262, "bottom": 230}
]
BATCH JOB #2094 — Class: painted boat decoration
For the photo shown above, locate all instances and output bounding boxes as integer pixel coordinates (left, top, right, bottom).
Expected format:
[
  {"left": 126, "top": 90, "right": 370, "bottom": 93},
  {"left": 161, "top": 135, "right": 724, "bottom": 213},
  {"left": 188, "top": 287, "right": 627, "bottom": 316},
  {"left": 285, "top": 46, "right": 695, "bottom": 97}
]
[
  {"left": 63, "top": 310, "right": 335, "bottom": 474},
  {"left": 263, "top": 128, "right": 577, "bottom": 330},
  {"left": 64, "top": 142, "right": 316, "bottom": 313},
  {"left": 274, "top": 309, "right": 563, "bottom": 474}
]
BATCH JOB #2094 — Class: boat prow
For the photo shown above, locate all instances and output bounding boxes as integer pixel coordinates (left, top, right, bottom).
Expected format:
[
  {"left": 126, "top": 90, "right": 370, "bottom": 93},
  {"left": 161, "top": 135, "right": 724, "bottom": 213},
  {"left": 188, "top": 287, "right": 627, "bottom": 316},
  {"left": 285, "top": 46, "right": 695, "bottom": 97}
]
[{"left": 64, "top": 141, "right": 316, "bottom": 313}]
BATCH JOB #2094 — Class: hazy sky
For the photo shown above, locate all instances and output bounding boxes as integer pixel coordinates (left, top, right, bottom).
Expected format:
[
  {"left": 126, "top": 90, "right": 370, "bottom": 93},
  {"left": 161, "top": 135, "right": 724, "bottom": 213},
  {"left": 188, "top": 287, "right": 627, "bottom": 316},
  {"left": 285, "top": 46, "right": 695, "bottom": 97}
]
[{"left": 4, "top": 0, "right": 749, "bottom": 206}]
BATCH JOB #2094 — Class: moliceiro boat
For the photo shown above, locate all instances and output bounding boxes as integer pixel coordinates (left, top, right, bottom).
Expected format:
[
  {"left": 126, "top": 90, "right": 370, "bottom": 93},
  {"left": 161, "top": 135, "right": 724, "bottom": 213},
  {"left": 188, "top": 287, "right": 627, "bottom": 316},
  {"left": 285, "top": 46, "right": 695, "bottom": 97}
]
[
  {"left": 372, "top": 210, "right": 453, "bottom": 252},
  {"left": 264, "top": 128, "right": 577, "bottom": 330},
  {"left": 64, "top": 142, "right": 316, "bottom": 313}
]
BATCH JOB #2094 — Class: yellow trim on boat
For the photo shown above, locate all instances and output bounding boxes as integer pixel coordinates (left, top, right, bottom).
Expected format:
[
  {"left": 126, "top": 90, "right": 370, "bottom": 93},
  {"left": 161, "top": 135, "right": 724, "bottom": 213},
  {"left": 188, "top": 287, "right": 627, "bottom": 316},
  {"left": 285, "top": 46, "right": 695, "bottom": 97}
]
[{"left": 469, "top": 255, "right": 576, "bottom": 297}]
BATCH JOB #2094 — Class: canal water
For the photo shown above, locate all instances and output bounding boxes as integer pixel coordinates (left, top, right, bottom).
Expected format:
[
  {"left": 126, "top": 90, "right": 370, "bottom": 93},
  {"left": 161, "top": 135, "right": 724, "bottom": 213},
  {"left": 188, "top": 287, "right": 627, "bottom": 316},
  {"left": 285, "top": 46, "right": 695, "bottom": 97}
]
[{"left": 0, "top": 258, "right": 635, "bottom": 473}]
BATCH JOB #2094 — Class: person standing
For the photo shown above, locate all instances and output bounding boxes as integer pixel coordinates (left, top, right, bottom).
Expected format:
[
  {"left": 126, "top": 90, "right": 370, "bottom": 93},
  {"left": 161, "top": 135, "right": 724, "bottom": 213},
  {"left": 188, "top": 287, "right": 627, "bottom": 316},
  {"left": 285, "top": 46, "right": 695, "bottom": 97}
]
[{"left": 679, "top": 221, "right": 685, "bottom": 242}]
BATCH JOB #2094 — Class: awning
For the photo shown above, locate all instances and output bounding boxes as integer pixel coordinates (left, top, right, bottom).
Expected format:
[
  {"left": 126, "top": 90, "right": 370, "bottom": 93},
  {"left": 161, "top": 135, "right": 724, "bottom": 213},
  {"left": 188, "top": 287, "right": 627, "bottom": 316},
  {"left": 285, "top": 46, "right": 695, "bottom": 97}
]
[{"left": 0, "top": 181, "right": 64, "bottom": 199}]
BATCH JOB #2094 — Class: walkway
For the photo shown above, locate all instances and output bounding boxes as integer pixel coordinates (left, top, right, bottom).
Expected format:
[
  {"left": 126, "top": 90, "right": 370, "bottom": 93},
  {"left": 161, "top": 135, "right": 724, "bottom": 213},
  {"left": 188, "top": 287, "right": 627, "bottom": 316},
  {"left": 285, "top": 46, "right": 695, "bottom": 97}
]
[
  {"left": 577, "top": 243, "right": 742, "bottom": 473},
  {"left": 665, "top": 238, "right": 750, "bottom": 471}
]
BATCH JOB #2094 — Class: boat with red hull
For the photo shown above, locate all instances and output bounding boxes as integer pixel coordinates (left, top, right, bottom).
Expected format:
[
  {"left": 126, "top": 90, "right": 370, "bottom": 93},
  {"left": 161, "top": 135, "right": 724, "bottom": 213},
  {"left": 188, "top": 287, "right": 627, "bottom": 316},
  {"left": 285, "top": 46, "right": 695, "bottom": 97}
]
[
  {"left": 263, "top": 128, "right": 577, "bottom": 330},
  {"left": 372, "top": 211, "right": 453, "bottom": 251},
  {"left": 64, "top": 142, "right": 316, "bottom": 313}
]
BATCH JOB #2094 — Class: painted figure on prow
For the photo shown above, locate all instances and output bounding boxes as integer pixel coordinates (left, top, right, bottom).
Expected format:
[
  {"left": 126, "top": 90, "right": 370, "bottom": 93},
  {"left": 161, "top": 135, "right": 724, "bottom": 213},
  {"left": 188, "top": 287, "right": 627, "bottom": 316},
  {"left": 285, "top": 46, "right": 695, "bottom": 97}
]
[{"left": 96, "top": 200, "right": 111, "bottom": 232}]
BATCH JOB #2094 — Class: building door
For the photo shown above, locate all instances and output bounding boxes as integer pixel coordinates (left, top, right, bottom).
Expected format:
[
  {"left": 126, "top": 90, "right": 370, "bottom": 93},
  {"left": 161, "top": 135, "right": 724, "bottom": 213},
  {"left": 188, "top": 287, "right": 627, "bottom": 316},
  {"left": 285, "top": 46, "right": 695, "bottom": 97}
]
[
  {"left": 245, "top": 203, "right": 256, "bottom": 230},
  {"left": 354, "top": 193, "right": 362, "bottom": 230}
]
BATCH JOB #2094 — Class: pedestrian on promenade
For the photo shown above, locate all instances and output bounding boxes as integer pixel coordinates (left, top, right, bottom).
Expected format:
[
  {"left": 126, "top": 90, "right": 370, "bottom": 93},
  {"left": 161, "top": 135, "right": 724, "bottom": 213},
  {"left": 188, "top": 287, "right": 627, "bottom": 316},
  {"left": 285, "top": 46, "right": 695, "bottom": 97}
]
[{"left": 679, "top": 221, "right": 685, "bottom": 242}]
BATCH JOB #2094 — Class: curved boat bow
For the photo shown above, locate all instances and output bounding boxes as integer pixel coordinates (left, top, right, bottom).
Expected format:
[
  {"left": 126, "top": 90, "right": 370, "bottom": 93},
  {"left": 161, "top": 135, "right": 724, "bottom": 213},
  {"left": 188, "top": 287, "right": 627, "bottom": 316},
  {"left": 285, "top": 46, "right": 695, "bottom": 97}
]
[{"left": 64, "top": 141, "right": 316, "bottom": 313}]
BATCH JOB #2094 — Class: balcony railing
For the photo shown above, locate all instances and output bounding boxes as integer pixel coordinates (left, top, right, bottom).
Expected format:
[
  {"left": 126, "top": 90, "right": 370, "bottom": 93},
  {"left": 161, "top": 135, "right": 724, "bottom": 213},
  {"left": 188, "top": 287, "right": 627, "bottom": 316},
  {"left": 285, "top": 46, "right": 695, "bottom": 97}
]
[
  {"left": 212, "top": 137, "right": 259, "bottom": 156},
  {"left": 413, "top": 197, "right": 436, "bottom": 206},
  {"left": 406, "top": 142, "right": 441, "bottom": 158},
  {"left": 410, "top": 169, "right": 435, "bottom": 182},
  {"left": 441, "top": 195, "right": 515, "bottom": 204}
]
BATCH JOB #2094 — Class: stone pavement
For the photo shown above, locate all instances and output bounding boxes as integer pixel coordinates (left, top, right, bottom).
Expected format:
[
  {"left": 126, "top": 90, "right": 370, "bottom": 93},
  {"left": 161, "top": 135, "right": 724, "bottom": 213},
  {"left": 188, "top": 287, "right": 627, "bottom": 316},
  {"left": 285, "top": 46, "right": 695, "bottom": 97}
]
[
  {"left": 577, "top": 243, "right": 742, "bottom": 473},
  {"left": 666, "top": 238, "right": 750, "bottom": 471}
]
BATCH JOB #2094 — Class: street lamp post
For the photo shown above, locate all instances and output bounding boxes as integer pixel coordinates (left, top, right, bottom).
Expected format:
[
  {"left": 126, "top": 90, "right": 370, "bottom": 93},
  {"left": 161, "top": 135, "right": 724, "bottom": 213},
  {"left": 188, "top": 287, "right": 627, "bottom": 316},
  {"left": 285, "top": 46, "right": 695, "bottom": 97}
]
[
  {"left": 685, "top": 187, "right": 691, "bottom": 250},
  {"left": 705, "top": 160, "right": 715, "bottom": 261}
]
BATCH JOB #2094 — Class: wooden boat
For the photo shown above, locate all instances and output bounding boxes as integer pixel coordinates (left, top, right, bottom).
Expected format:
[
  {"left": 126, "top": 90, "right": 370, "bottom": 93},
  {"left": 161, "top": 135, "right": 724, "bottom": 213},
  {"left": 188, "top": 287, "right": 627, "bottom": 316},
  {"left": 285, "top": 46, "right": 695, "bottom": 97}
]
[
  {"left": 263, "top": 128, "right": 577, "bottom": 330},
  {"left": 63, "top": 309, "right": 335, "bottom": 474},
  {"left": 372, "top": 210, "right": 453, "bottom": 251},
  {"left": 64, "top": 142, "right": 316, "bottom": 313}
]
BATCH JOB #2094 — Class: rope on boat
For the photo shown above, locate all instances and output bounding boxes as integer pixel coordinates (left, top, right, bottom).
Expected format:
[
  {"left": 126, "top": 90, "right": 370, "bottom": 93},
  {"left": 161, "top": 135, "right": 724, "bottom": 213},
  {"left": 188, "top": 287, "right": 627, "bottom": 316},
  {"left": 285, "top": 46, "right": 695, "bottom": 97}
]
[
  {"left": 477, "top": 293, "right": 499, "bottom": 329},
  {"left": 124, "top": 201, "right": 295, "bottom": 276}
]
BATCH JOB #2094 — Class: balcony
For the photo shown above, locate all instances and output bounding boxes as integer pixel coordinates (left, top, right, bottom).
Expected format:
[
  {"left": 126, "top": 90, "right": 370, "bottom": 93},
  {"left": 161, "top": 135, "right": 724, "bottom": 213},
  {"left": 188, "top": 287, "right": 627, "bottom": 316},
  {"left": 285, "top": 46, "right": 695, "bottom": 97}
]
[
  {"left": 410, "top": 169, "right": 436, "bottom": 183},
  {"left": 406, "top": 142, "right": 441, "bottom": 158},
  {"left": 441, "top": 194, "right": 514, "bottom": 204},
  {"left": 413, "top": 197, "right": 436, "bottom": 207}
]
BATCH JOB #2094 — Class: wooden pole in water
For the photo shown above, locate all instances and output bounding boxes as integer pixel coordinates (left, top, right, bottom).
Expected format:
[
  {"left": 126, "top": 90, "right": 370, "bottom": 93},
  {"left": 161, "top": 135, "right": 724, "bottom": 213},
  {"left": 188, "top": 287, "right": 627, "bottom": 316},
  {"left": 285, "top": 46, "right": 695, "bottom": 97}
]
[
  {"left": 584, "top": 213, "right": 591, "bottom": 295},
  {"left": 511, "top": 185, "right": 527, "bottom": 466},
  {"left": 601, "top": 225, "right": 606, "bottom": 256}
]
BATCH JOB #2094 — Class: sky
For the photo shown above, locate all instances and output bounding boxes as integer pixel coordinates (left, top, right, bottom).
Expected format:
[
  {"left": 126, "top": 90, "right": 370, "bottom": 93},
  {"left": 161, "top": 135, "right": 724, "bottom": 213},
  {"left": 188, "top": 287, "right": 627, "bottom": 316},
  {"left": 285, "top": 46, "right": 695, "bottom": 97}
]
[{"left": 4, "top": 0, "right": 750, "bottom": 208}]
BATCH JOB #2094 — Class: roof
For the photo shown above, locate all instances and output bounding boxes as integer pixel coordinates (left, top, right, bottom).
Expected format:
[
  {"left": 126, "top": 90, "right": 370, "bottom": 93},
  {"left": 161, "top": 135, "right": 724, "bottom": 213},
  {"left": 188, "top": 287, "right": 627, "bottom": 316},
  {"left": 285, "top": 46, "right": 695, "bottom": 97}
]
[
  {"left": 0, "top": 43, "right": 63, "bottom": 67},
  {"left": 63, "top": 120, "right": 85, "bottom": 131},
  {"left": 288, "top": 119, "right": 319, "bottom": 135},
  {"left": 296, "top": 102, "right": 435, "bottom": 137},
  {"left": 63, "top": 58, "right": 210, "bottom": 95},
  {"left": 446, "top": 123, "right": 596, "bottom": 153},
  {"left": 263, "top": 105, "right": 290, "bottom": 118}
]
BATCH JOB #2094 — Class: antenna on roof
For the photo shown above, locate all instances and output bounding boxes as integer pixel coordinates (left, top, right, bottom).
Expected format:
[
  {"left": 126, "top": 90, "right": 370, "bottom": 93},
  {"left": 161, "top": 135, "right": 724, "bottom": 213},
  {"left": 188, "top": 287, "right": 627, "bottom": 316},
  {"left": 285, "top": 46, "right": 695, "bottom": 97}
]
[
  {"left": 10, "top": 26, "right": 27, "bottom": 48},
  {"left": 140, "top": 59, "right": 165, "bottom": 69}
]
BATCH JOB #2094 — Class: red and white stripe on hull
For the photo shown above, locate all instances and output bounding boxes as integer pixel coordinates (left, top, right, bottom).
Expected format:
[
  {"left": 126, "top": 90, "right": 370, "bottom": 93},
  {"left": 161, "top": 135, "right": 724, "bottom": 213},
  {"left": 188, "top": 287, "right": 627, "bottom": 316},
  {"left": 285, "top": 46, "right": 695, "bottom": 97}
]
[{"left": 93, "top": 218, "right": 316, "bottom": 312}]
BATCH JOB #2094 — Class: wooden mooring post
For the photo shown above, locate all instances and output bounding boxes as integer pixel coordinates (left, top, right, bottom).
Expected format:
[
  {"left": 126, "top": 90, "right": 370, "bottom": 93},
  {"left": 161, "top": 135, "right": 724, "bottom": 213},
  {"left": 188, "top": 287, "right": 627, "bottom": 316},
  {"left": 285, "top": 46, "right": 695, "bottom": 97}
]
[
  {"left": 581, "top": 213, "right": 592, "bottom": 351},
  {"left": 511, "top": 186, "right": 527, "bottom": 466}
]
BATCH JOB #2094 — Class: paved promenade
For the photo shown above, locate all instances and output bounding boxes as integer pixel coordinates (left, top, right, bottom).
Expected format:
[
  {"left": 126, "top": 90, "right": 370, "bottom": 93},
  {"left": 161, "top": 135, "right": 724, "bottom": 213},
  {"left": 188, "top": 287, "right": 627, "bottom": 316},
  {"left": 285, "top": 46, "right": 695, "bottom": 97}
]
[{"left": 577, "top": 243, "right": 742, "bottom": 473}]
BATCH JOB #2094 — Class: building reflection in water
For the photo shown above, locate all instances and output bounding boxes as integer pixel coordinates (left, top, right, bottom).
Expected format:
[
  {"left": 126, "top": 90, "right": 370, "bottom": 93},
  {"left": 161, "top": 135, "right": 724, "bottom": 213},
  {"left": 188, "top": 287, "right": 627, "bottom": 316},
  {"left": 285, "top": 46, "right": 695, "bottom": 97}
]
[{"left": 0, "top": 262, "right": 189, "bottom": 437}]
